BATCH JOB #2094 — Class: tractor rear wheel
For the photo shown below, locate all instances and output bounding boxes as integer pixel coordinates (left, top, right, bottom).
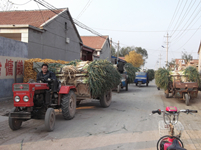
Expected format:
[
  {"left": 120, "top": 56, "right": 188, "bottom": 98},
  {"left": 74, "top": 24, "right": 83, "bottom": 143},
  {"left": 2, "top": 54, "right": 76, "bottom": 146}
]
[
  {"left": 100, "top": 90, "right": 112, "bottom": 108},
  {"left": 9, "top": 107, "right": 22, "bottom": 131},
  {"left": 61, "top": 90, "right": 76, "bottom": 120},
  {"left": 45, "top": 108, "right": 55, "bottom": 132}
]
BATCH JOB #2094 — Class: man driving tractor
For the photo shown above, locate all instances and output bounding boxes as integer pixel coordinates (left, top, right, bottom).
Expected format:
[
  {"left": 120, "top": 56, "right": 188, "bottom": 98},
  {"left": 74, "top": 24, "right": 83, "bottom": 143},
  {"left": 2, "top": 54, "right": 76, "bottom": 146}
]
[{"left": 36, "top": 64, "right": 57, "bottom": 82}]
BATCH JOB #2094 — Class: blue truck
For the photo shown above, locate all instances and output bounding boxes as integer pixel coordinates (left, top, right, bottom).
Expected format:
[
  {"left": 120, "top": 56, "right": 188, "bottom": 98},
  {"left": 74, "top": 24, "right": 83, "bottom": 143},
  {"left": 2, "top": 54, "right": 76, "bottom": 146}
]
[
  {"left": 116, "top": 73, "right": 128, "bottom": 93},
  {"left": 134, "top": 72, "right": 149, "bottom": 87}
]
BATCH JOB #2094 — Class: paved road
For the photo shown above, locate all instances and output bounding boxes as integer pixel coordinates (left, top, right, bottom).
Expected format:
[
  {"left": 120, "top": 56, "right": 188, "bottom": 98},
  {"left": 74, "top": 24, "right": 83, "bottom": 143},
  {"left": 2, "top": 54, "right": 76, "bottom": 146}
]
[{"left": 0, "top": 81, "right": 200, "bottom": 150}]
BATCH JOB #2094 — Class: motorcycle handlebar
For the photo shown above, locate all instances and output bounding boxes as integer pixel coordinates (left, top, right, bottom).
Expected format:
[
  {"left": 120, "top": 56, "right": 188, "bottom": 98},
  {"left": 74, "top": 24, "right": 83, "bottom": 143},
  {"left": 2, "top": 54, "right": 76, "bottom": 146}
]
[
  {"left": 152, "top": 109, "right": 161, "bottom": 115},
  {"left": 180, "top": 109, "right": 198, "bottom": 114}
]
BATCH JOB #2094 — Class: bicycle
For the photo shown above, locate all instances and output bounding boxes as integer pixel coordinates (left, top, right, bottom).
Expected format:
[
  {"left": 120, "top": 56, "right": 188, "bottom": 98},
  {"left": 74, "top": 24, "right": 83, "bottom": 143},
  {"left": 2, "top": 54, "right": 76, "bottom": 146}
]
[{"left": 151, "top": 106, "right": 197, "bottom": 150}]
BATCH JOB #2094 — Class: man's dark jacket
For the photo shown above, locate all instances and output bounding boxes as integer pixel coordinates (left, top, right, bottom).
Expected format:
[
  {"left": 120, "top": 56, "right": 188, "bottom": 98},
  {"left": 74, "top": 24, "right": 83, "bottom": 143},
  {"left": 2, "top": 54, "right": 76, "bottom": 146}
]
[
  {"left": 36, "top": 70, "right": 56, "bottom": 82},
  {"left": 117, "top": 61, "right": 124, "bottom": 72}
]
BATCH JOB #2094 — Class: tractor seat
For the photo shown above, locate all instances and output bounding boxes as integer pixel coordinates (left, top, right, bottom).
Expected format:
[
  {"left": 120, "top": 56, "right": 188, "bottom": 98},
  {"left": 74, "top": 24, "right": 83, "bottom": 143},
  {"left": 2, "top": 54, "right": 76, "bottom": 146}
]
[{"left": 167, "top": 139, "right": 186, "bottom": 150}]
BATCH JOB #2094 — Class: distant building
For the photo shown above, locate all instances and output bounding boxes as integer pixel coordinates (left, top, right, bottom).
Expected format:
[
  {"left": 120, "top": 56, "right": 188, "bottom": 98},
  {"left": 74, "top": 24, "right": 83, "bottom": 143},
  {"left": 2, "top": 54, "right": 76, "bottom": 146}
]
[
  {"left": 81, "top": 36, "right": 111, "bottom": 61},
  {"left": 175, "top": 59, "right": 198, "bottom": 71}
]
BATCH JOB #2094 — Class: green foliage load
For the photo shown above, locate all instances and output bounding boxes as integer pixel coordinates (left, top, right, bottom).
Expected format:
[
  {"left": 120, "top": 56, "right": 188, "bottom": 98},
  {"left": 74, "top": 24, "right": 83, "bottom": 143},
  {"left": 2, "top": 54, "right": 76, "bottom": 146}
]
[
  {"left": 66, "top": 59, "right": 82, "bottom": 66},
  {"left": 87, "top": 60, "right": 121, "bottom": 97},
  {"left": 124, "top": 63, "right": 139, "bottom": 83},
  {"left": 155, "top": 68, "right": 170, "bottom": 90},
  {"left": 184, "top": 66, "right": 200, "bottom": 85},
  {"left": 147, "top": 69, "right": 155, "bottom": 81},
  {"left": 48, "top": 63, "right": 66, "bottom": 74}
]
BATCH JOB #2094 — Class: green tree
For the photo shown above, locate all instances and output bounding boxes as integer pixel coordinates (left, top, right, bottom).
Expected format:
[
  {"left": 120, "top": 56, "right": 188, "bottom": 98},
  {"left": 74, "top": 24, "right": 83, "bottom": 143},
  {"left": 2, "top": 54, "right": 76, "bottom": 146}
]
[
  {"left": 119, "top": 46, "right": 134, "bottom": 56},
  {"left": 182, "top": 51, "right": 193, "bottom": 64},
  {"left": 135, "top": 47, "right": 148, "bottom": 65}
]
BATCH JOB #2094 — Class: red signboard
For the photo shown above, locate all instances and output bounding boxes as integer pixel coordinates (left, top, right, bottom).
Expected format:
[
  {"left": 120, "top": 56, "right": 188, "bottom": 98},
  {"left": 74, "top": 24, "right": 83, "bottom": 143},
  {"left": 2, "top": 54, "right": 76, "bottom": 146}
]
[{"left": 17, "top": 60, "right": 23, "bottom": 75}]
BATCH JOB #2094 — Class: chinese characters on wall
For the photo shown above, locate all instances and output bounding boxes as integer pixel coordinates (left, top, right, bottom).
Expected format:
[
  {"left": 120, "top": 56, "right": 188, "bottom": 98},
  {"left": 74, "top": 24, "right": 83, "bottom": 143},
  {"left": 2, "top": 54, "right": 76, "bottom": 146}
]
[{"left": 0, "top": 57, "right": 24, "bottom": 78}]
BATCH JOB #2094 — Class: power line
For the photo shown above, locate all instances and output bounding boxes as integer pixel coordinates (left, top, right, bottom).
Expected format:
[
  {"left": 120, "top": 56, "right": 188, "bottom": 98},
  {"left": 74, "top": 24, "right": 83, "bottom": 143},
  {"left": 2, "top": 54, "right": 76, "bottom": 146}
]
[
  {"left": 76, "top": 0, "right": 93, "bottom": 19},
  {"left": 167, "top": 0, "right": 181, "bottom": 32},
  {"left": 170, "top": 0, "right": 194, "bottom": 36},
  {"left": 170, "top": 0, "right": 201, "bottom": 43},
  {"left": 8, "top": 0, "right": 32, "bottom": 5},
  {"left": 176, "top": 24, "right": 201, "bottom": 51},
  {"left": 170, "top": 0, "right": 188, "bottom": 36},
  {"left": 169, "top": 0, "right": 184, "bottom": 35}
]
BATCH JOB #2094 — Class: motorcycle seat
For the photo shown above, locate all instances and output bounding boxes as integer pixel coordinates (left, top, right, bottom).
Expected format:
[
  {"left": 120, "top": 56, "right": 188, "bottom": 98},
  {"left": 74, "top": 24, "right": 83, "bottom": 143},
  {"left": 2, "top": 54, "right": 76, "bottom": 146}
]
[{"left": 167, "top": 139, "right": 186, "bottom": 150}]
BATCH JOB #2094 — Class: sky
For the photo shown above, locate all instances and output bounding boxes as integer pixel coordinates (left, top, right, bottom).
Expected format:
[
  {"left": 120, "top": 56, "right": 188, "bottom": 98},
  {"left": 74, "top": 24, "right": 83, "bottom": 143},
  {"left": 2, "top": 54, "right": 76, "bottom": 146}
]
[{"left": 5, "top": 0, "right": 201, "bottom": 69}]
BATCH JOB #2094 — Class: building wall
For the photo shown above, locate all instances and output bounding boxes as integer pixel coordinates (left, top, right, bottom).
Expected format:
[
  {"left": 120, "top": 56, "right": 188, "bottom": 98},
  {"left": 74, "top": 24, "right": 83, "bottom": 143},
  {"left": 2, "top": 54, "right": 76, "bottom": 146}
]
[
  {"left": 99, "top": 38, "right": 111, "bottom": 61},
  {"left": 0, "top": 28, "right": 29, "bottom": 42},
  {"left": 0, "top": 36, "right": 28, "bottom": 99},
  {"left": 28, "top": 11, "right": 81, "bottom": 61},
  {"left": 199, "top": 50, "right": 201, "bottom": 73}
]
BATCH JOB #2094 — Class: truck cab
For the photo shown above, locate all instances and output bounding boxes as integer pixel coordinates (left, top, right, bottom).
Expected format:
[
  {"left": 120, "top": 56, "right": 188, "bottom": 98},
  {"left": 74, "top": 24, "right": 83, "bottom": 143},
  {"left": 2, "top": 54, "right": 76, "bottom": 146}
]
[{"left": 134, "top": 72, "right": 149, "bottom": 87}]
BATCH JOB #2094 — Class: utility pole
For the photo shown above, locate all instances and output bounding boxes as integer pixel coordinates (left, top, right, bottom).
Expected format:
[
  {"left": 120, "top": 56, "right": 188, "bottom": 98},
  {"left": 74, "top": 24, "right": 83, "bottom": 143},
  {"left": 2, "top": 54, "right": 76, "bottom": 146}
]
[
  {"left": 117, "top": 41, "right": 119, "bottom": 63},
  {"left": 159, "top": 54, "right": 162, "bottom": 68},
  {"left": 110, "top": 38, "right": 112, "bottom": 56},
  {"left": 164, "top": 33, "right": 171, "bottom": 67}
]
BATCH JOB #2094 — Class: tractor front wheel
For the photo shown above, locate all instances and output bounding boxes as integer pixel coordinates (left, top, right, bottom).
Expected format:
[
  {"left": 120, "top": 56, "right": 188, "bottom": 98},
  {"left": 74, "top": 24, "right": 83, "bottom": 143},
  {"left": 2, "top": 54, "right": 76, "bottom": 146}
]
[
  {"left": 100, "top": 90, "right": 112, "bottom": 108},
  {"left": 61, "top": 90, "right": 76, "bottom": 120},
  {"left": 9, "top": 107, "right": 22, "bottom": 131},
  {"left": 45, "top": 108, "right": 55, "bottom": 132}
]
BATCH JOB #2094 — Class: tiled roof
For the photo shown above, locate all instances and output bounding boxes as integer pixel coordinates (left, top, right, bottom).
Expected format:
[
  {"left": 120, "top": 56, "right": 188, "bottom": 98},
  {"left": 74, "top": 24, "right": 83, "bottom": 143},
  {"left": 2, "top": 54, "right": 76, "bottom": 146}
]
[
  {"left": 119, "top": 57, "right": 125, "bottom": 60},
  {"left": 81, "top": 36, "right": 108, "bottom": 50},
  {"left": 0, "top": 9, "right": 65, "bottom": 28}
]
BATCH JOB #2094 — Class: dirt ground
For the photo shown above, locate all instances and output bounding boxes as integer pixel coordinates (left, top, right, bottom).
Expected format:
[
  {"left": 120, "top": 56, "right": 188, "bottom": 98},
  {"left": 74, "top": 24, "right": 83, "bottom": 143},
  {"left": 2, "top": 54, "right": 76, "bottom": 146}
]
[{"left": 0, "top": 82, "right": 201, "bottom": 150}]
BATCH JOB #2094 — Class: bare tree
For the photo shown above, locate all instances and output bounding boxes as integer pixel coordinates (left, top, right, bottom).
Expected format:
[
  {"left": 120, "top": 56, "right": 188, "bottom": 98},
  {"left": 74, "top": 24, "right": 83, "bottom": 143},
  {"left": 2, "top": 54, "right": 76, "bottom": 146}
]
[
  {"left": 182, "top": 51, "right": 193, "bottom": 64},
  {"left": 0, "top": 0, "right": 15, "bottom": 11}
]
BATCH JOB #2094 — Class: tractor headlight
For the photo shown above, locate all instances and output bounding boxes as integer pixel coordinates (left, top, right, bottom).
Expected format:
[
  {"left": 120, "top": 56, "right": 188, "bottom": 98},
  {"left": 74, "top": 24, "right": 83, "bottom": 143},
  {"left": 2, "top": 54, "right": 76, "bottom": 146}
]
[
  {"left": 15, "top": 96, "right": 20, "bottom": 102},
  {"left": 23, "top": 96, "right": 29, "bottom": 102}
]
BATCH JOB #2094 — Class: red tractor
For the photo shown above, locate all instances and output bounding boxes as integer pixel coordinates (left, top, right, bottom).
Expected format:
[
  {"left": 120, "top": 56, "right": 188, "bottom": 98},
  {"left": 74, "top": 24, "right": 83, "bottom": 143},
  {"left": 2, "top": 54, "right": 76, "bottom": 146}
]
[{"left": 9, "top": 79, "right": 76, "bottom": 131}]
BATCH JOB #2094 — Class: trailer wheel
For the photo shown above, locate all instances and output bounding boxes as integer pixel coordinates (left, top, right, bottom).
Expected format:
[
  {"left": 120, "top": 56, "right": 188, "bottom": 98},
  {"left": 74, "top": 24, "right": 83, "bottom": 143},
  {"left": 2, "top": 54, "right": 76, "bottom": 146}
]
[
  {"left": 185, "top": 94, "right": 190, "bottom": 106},
  {"left": 136, "top": 83, "right": 138, "bottom": 86},
  {"left": 165, "top": 93, "right": 169, "bottom": 98},
  {"left": 61, "top": 90, "right": 76, "bottom": 120},
  {"left": 100, "top": 90, "right": 112, "bottom": 108},
  {"left": 45, "top": 108, "right": 55, "bottom": 132},
  {"left": 117, "top": 84, "right": 120, "bottom": 93},
  {"left": 9, "top": 107, "right": 22, "bottom": 131},
  {"left": 146, "top": 82, "right": 149, "bottom": 86}
]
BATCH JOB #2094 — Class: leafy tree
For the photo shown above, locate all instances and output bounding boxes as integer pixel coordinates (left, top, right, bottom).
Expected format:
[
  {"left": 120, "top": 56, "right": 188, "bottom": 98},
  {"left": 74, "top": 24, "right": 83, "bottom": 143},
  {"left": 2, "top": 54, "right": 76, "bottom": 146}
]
[
  {"left": 135, "top": 47, "right": 148, "bottom": 65},
  {"left": 119, "top": 46, "right": 134, "bottom": 56},
  {"left": 125, "top": 51, "right": 144, "bottom": 67},
  {"left": 182, "top": 51, "right": 193, "bottom": 64},
  {"left": 117, "top": 46, "right": 148, "bottom": 66}
]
